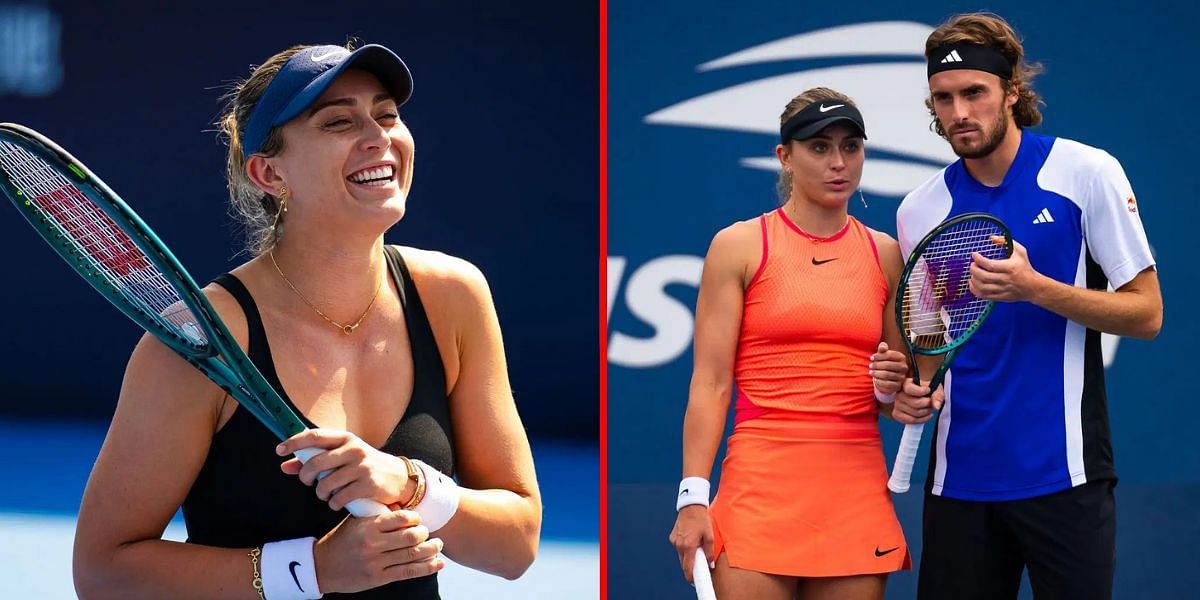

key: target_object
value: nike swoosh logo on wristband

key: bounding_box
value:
[288,561,305,591]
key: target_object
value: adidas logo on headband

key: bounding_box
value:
[927,43,1013,80]
[940,50,964,63]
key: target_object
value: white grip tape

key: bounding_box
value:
[692,547,717,600]
[292,446,389,517]
[888,423,925,493]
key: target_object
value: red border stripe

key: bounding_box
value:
[598,0,609,596]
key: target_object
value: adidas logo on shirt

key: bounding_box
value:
[1032,208,1055,224]
[940,50,963,63]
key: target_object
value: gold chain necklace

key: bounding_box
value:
[269,250,383,335]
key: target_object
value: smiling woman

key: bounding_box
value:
[221,44,416,257]
[70,42,541,600]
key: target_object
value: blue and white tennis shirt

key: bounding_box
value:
[896,131,1155,501]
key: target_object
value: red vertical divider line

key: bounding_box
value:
[598,0,609,597]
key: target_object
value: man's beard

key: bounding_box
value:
[947,107,1010,159]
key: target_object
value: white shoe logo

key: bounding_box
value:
[1032,207,1055,224]
[940,49,963,63]
[818,103,845,112]
[311,49,347,63]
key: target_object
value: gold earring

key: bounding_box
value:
[271,185,289,231]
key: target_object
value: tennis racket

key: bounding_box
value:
[692,547,716,600]
[0,122,388,517]
[887,212,1012,493]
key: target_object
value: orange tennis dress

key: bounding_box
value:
[709,208,910,577]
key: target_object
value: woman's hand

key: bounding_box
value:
[314,510,444,593]
[277,429,416,511]
[870,342,908,395]
[668,506,714,584]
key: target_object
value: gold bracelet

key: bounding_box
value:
[248,546,265,600]
[407,462,427,509]
[398,455,426,510]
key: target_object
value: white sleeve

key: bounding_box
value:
[1084,154,1155,289]
[896,192,926,258]
[896,170,953,260]
[896,206,917,258]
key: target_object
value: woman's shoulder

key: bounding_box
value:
[861,225,903,280]
[391,245,491,301]
[113,278,246,426]
[863,225,900,255]
[709,214,765,253]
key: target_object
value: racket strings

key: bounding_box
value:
[0,141,207,345]
[902,220,1007,350]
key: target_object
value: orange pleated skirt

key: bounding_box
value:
[709,410,911,577]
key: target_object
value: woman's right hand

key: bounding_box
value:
[669,505,714,583]
[314,509,445,594]
[870,342,908,395]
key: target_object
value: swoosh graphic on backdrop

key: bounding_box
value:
[644,22,956,197]
[697,21,938,71]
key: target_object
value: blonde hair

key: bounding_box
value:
[216,41,356,256]
[776,87,858,203]
[924,13,1044,137]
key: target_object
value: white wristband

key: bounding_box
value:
[875,388,896,404]
[261,537,322,600]
[411,459,461,532]
[676,477,710,511]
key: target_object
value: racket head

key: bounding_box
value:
[896,212,1012,359]
[0,124,215,355]
[0,123,305,440]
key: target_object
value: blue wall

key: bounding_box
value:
[607,2,1198,597]
[0,1,598,439]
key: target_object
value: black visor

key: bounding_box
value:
[780,101,867,144]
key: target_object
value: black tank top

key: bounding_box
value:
[182,246,454,599]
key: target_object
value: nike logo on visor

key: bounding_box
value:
[818,104,845,112]
[311,49,346,62]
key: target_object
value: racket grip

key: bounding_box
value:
[888,423,925,494]
[293,446,391,517]
[692,547,717,600]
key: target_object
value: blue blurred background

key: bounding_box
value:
[0,1,597,597]
[608,2,1197,598]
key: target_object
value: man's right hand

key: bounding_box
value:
[890,378,946,424]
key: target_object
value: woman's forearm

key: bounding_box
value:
[682,379,731,479]
[75,539,259,600]
[435,488,541,580]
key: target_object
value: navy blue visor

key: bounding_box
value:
[242,44,413,158]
